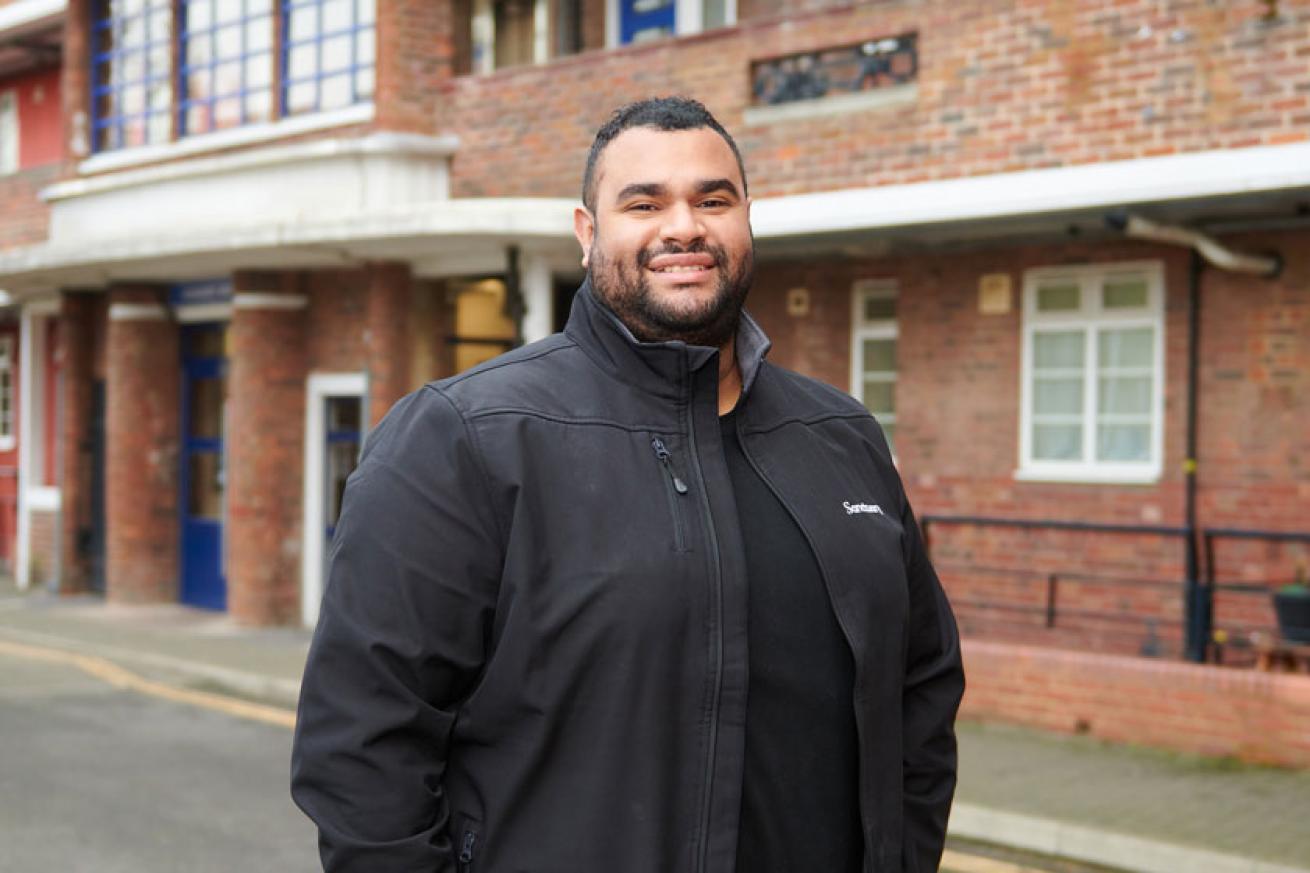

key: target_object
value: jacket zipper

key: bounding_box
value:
[735,419,871,856]
[651,437,689,551]
[457,827,477,872]
[685,418,724,873]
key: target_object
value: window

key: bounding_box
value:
[850,279,898,453]
[449,277,517,372]
[91,0,375,153]
[0,90,17,174]
[610,0,734,46]
[466,0,579,73]
[1020,263,1165,482]
[0,336,13,450]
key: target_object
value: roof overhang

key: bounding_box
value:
[0,0,64,77]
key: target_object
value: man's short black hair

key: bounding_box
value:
[582,96,748,212]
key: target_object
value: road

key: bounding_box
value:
[0,641,1118,873]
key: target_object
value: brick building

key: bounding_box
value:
[0,0,1306,661]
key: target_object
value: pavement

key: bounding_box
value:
[2,583,1309,873]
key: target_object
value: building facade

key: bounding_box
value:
[0,0,1306,659]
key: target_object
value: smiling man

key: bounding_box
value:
[292,97,964,873]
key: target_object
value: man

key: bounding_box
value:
[292,97,963,873]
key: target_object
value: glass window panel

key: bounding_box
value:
[185,328,226,358]
[288,6,318,42]
[148,7,171,41]
[214,60,242,96]
[322,34,352,72]
[121,15,147,49]
[354,65,374,98]
[124,0,145,18]
[354,29,374,65]
[188,377,225,438]
[862,380,895,413]
[327,396,361,431]
[288,43,318,78]
[244,90,272,121]
[1034,377,1082,415]
[1103,277,1148,309]
[213,95,241,126]
[149,42,171,76]
[1033,330,1084,369]
[1099,327,1153,369]
[702,0,726,29]
[185,103,213,134]
[323,0,352,32]
[245,54,271,88]
[862,338,896,372]
[863,296,897,322]
[148,80,172,111]
[122,50,145,82]
[185,67,213,101]
[214,0,243,23]
[147,110,171,142]
[287,80,317,113]
[121,84,146,114]
[97,123,119,151]
[320,73,352,109]
[123,117,147,148]
[1097,424,1150,462]
[356,0,374,24]
[186,34,213,67]
[1036,282,1080,312]
[327,440,359,528]
[1098,375,1152,415]
[246,18,271,52]
[188,0,213,30]
[188,451,224,519]
[1033,424,1082,461]
[216,23,242,59]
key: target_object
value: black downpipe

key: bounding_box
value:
[1183,250,1208,662]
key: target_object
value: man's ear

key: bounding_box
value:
[573,207,595,269]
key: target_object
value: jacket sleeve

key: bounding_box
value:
[899,499,965,873]
[291,386,505,873]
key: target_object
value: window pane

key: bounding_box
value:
[245,54,271,88]
[322,34,352,72]
[1103,276,1148,309]
[702,0,726,29]
[147,110,171,141]
[1033,424,1082,461]
[288,43,318,79]
[216,23,242,59]
[246,18,271,52]
[862,380,894,414]
[1098,375,1151,415]
[355,29,374,65]
[863,295,897,322]
[215,60,242,96]
[288,5,318,42]
[1097,424,1150,462]
[287,80,317,112]
[354,65,374,98]
[188,451,224,519]
[1099,327,1152,368]
[1037,282,1080,312]
[356,0,374,25]
[1034,377,1082,415]
[323,0,353,32]
[188,0,214,31]
[189,377,225,438]
[214,0,243,23]
[862,338,896,372]
[148,80,172,111]
[213,95,241,125]
[244,89,272,122]
[320,73,352,109]
[1033,330,1084,369]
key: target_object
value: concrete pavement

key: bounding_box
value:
[2,585,1308,873]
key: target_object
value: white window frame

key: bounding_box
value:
[605,0,737,48]
[0,89,18,175]
[850,278,899,451]
[1017,261,1166,484]
[16,298,62,591]
[0,335,15,451]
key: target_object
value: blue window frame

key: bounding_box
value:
[281,0,375,116]
[91,0,174,151]
[180,0,275,135]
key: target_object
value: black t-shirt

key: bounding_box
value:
[720,411,863,873]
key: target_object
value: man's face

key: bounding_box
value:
[573,127,754,348]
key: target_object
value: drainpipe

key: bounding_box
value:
[1105,210,1282,662]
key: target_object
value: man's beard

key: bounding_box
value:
[588,238,754,348]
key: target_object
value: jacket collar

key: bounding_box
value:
[564,279,772,402]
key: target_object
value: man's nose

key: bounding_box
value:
[660,202,705,246]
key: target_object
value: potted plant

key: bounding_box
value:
[1274,564,1310,644]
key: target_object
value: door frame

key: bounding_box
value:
[301,372,367,627]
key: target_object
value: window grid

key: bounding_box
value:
[1020,263,1165,482]
[280,0,375,117]
[91,0,175,151]
[179,0,276,135]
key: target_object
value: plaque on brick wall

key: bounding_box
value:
[978,273,1013,314]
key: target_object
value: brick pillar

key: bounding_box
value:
[366,262,412,428]
[226,273,308,625]
[105,285,179,603]
[63,0,92,159]
[57,291,98,593]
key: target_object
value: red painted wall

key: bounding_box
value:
[8,67,63,169]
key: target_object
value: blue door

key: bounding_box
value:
[620,0,675,44]
[323,396,362,546]
[180,324,227,610]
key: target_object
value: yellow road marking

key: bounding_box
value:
[941,848,1052,873]
[0,638,296,729]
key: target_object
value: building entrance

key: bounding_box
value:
[180,323,227,609]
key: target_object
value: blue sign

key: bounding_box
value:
[171,279,233,307]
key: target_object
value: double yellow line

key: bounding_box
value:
[0,637,296,729]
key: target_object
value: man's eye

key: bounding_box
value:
[699,198,730,208]
[626,203,658,212]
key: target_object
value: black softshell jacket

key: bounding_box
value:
[291,283,964,873]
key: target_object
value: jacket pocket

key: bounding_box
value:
[651,436,690,553]
[455,814,480,873]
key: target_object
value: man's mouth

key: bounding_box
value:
[646,253,717,275]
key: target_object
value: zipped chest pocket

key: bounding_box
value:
[651,436,691,553]
[456,816,479,873]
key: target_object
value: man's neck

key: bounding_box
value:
[718,336,742,416]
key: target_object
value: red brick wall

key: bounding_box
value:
[375,0,455,134]
[0,164,57,250]
[962,640,1310,768]
[226,274,308,625]
[306,269,369,372]
[104,286,180,604]
[442,0,1310,198]
[27,508,57,586]
[365,262,413,427]
[58,292,100,593]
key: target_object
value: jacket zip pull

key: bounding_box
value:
[651,438,688,494]
[458,830,477,865]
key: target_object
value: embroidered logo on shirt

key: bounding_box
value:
[843,501,885,516]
